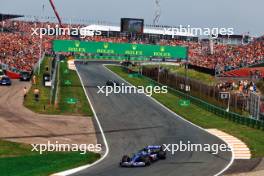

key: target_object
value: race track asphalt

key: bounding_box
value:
[72,61,232,176]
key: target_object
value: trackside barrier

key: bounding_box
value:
[123,67,264,131]
[50,59,59,105]
[33,52,46,74]
[182,91,264,130]
[54,61,60,107]
[76,54,150,61]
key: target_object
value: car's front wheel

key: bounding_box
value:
[121,155,131,162]
[142,156,151,166]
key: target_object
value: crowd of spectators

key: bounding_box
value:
[183,37,264,73]
[0,19,263,74]
[85,33,264,75]
[0,33,40,71]
[84,35,264,75]
[217,80,257,94]
[0,20,72,72]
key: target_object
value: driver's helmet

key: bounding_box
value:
[143,148,150,154]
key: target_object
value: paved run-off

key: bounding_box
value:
[0,80,97,147]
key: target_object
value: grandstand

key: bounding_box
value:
[0,15,263,78]
[0,0,264,173]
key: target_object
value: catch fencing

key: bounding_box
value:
[141,67,264,130]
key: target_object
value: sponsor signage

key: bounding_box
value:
[65,98,78,104]
[53,40,188,59]
[64,69,69,74]
[179,99,190,107]
[64,80,72,86]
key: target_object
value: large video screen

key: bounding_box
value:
[121,18,144,33]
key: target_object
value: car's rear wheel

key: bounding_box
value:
[142,156,151,166]
[157,150,166,159]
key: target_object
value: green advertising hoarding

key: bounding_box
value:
[52,40,188,59]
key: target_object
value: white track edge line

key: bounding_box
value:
[103,64,235,176]
[52,66,109,176]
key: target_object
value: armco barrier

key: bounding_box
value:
[50,59,59,105]
[138,72,264,131]
[76,54,151,61]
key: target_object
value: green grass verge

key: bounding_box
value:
[24,57,57,114]
[0,140,33,158]
[143,64,216,85]
[20,57,97,175]
[57,60,92,116]
[24,57,92,116]
[0,140,100,176]
[106,65,264,158]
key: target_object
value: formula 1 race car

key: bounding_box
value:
[120,145,166,167]
[106,80,120,87]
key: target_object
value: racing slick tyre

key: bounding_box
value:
[120,155,131,167]
[142,156,151,166]
[157,150,166,160]
[121,155,131,162]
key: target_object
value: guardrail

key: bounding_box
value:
[125,68,264,131]
[50,57,59,105]
[54,61,60,107]
[76,55,150,61]
[33,52,46,74]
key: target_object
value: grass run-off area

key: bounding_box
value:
[24,56,92,116]
[0,140,100,176]
[7,56,97,176]
[57,60,92,115]
[106,65,264,158]
[143,64,217,85]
